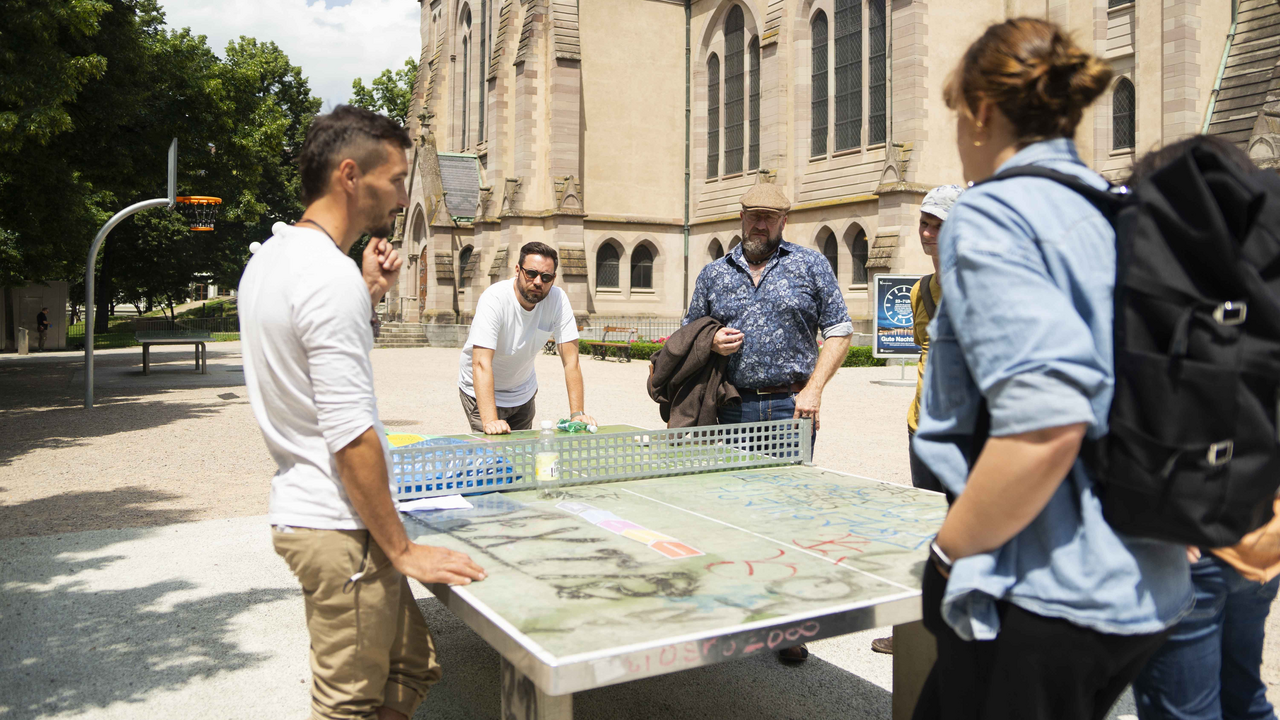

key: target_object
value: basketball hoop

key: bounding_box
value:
[174,196,222,231]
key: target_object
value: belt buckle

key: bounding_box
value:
[1206,441,1234,467]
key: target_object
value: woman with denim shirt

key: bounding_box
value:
[911,18,1193,720]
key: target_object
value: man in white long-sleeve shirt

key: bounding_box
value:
[239,105,485,720]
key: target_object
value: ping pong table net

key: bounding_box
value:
[390,419,814,501]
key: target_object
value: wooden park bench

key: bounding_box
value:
[136,329,212,375]
[586,326,637,363]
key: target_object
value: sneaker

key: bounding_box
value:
[871,636,893,654]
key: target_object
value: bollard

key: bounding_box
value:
[17,328,29,355]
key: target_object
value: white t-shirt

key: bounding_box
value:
[457,278,579,407]
[238,225,391,530]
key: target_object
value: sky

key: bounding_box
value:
[160,0,422,108]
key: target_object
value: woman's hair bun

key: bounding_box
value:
[944,18,1113,141]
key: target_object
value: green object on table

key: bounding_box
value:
[556,418,598,434]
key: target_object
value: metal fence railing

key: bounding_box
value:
[579,316,683,342]
[66,316,241,346]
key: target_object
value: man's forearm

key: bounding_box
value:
[935,423,1087,560]
[472,360,500,424]
[807,334,851,392]
[565,363,585,414]
[334,426,411,560]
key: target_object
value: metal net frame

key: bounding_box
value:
[174,196,222,231]
[390,419,814,500]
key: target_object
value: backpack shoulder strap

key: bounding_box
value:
[918,273,937,319]
[974,165,1128,218]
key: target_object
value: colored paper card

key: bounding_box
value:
[597,519,644,535]
[622,528,674,544]
[581,509,621,525]
[556,501,595,515]
[386,433,426,447]
[650,540,704,559]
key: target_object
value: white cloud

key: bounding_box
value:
[160,0,421,108]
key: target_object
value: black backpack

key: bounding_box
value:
[977,146,1280,548]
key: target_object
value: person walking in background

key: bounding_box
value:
[1122,134,1280,720]
[36,306,49,351]
[911,19,1192,719]
[456,241,597,435]
[239,105,485,720]
[872,183,962,656]
[683,181,853,664]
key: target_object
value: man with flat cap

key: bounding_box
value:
[683,182,853,663]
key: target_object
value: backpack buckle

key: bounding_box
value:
[1213,301,1247,326]
[1206,441,1234,467]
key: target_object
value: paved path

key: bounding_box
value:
[0,343,1261,719]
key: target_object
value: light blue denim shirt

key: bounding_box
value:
[913,138,1192,641]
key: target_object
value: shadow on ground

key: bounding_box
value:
[0,487,198,540]
[0,527,293,718]
[0,394,227,469]
[415,598,892,720]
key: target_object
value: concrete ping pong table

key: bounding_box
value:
[390,420,947,720]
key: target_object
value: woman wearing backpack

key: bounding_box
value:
[911,18,1193,720]
[1122,135,1280,720]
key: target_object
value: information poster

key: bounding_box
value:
[873,274,924,358]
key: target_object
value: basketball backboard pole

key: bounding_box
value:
[84,139,178,409]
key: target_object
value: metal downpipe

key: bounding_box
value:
[683,0,692,312]
[84,197,171,408]
[1202,2,1239,135]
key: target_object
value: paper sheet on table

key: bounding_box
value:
[398,495,473,512]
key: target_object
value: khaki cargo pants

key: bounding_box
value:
[273,527,442,720]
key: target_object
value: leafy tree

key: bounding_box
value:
[350,57,417,125]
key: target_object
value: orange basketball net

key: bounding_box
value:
[174,196,222,231]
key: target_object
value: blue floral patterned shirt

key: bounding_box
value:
[683,240,852,389]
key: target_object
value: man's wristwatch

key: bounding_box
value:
[570,411,585,420]
[929,540,954,576]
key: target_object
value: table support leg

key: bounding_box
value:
[892,620,937,720]
[501,657,572,720]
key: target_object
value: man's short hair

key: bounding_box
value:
[518,242,559,271]
[298,105,412,204]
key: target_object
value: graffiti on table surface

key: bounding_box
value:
[706,548,799,579]
[613,618,824,677]
[558,500,704,560]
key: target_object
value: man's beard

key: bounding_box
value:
[518,281,546,305]
[367,219,396,239]
[742,232,781,261]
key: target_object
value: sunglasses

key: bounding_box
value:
[519,266,556,284]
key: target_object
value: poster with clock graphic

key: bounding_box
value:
[873,274,924,358]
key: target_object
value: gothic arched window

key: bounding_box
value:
[724,6,745,175]
[834,0,861,151]
[850,229,868,284]
[708,54,720,178]
[868,0,887,144]
[822,231,838,275]
[709,239,724,261]
[749,36,761,170]
[597,243,620,288]
[811,11,829,157]
[1114,78,1135,151]
[631,245,654,289]
[478,0,488,143]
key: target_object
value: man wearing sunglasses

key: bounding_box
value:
[458,241,597,433]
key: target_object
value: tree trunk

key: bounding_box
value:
[94,242,114,334]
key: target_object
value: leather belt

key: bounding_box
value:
[740,382,805,395]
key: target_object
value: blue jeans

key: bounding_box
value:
[717,392,817,452]
[1133,555,1280,720]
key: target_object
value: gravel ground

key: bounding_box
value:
[0,341,1276,716]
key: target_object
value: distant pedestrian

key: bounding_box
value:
[872,183,962,656]
[911,19,1192,720]
[683,181,853,664]
[239,105,485,720]
[1123,134,1280,720]
[36,307,49,351]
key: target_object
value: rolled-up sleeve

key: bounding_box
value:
[295,272,377,454]
[814,256,852,337]
[941,201,1109,437]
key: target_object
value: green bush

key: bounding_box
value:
[576,339,664,361]
[842,345,886,367]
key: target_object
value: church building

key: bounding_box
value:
[387,0,1260,331]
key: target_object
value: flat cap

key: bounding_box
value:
[740,183,791,212]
